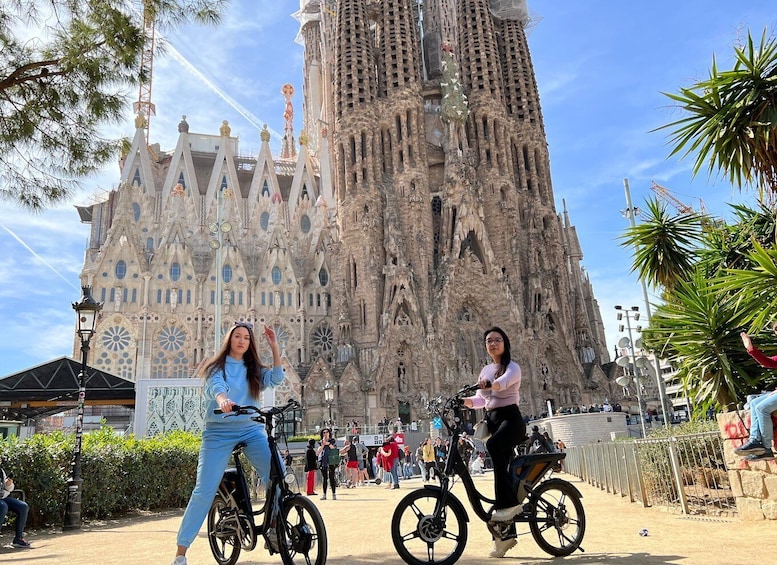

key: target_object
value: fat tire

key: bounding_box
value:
[278,495,328,565]
[391,488,468,565]
[528,479,586,557]
[207,491,242,565]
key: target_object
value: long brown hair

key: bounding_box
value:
[198,323,267,398]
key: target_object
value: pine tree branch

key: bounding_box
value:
[0,58,62,91]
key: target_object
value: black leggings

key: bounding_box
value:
[320,464,337,494]
[485,404,526,510]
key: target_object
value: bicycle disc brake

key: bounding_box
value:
[286,522,314,553]
[415,513,446,543]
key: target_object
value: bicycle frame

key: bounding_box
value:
[217,445,259,550]
[216,431,288,543]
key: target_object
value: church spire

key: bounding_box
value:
[280,83,297,159]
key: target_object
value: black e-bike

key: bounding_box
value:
[391,385,585,565]
[208,400,327,565]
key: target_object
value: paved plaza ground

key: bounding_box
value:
[0,472,769,564]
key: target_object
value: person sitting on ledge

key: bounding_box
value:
[736,330,777,462]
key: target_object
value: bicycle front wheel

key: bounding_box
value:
[528,479,586,557]
[207,491,242,565]
[278,495,328,565]
[391,488,468,565]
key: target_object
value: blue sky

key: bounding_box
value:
[1,0,776,376]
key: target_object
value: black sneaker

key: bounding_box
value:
[264,527,280,553]
[734,439,766,456]
[745,449,775,462]
[12,538,31,549]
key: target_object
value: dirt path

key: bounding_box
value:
[0,473,769,564]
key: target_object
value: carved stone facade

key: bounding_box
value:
[77,1,610,432]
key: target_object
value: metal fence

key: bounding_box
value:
[564,432,736,517]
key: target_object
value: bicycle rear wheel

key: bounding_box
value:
[278,495,328,565]
[207,491,242,565]
[528,479,585,557]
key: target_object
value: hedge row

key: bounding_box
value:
[0,426,200,528]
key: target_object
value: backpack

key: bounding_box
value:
[327,446,341,466]
[530,438,548,454]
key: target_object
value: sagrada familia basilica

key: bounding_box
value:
[75,0,611,434]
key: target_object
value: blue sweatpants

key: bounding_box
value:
[176,424,273,548]
[748,390,777,449]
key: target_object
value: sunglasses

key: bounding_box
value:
[234,321,254,330]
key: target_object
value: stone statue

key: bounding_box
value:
[178,115,189,133]
[220,120,231,137]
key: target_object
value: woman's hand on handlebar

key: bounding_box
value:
[479,378,500,391]
[216,393,235,414]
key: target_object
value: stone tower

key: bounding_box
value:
[294,0,609,422]
[76,0,610,434]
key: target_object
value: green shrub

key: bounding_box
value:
[636,420,724,506]
[0,427,200,528]
[645,419,718,438]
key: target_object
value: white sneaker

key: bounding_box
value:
[171,556,187,565]
[489,537,517,558]
[320,494,327,500]
[490,504,522,522]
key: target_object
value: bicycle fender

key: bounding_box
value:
[537,478,583,499]
[418,484,470,522]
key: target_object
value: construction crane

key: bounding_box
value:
[132,0,156,147]
[650,181,708,216]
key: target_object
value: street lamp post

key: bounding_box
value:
[64,286,103,530]
[324,380,334,424]
[622,179,672,428]
[615,305,648,438]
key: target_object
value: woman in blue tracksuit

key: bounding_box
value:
[171,321,284,565]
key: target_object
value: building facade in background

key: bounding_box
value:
[76,0,612,433]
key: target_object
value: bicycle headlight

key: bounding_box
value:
[284,471,296,485]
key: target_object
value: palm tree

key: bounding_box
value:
[714,240,777,335]
[658,29,777,197]
[632,29,777,412]
[630,202,777,410]
[642,272,760,409]
[696,202,777,276]
[619,197,704,293]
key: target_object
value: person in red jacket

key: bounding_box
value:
[736,331,777,462]
[379,435,400,489]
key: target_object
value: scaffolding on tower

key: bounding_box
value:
[133,0,157,148]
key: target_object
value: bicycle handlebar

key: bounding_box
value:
[214,398,301,417]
